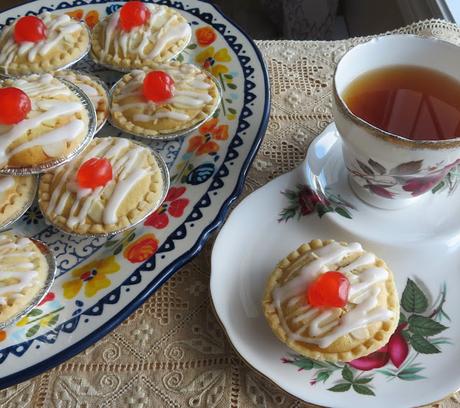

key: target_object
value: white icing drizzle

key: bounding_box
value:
[113,64,214,122]
[58,73,104,106]
[0,76,85,167]
[272,242,394,348]
[102,4,191,60]
[0,13,84,75]
[0,176,14,193]
[45,138,156,227]
[0,235,41,305]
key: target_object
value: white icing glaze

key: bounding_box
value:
[0,13,84,75]
[46,138,157,228]
[0,234,41,304]
[0,76,86,167]
[113,64,214,121]
[102,4,191,60]
[272,242,394,348]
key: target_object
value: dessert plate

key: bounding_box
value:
[211,124,460,407]
[0,0,269,387]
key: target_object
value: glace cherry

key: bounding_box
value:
[119,1,151,31]
[307,271,350,308]
[14,16,47,43]
[77,158,113,189]
[0,87,32,125]
[143,70,175,103]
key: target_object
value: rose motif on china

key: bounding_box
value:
[123,234,159,263]
[196,26,217,47]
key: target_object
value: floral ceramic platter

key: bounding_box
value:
[211,124,460,407]
[0,0,269,387]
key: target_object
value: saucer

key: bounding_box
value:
[303,123,460,245]
[211,124,460,408]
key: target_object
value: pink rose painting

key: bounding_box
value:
[281,279,450,396]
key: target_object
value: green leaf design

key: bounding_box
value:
[328,383,351,392]
[187,43,197,49]
[401,330,411,342]
[410,334,440,354]
[398,365,424,375]
[354,377,373,384]
[432,180,445,194]
[224,74,233,79]
[397,373,426,381]
[228,108,237,114]
[399,312,407,325]
[225,98,232,103]
[401,279,428,313]
[335,207,352,219]
[26,324,40,338]
[377,369,397,377]
[391,160,423,175]
[113,245,123,256]
[28,309,43,317]
[316,371,331,383]
[175,54,184,62]
[368,159,386,175]
[342,366,354,382]
[47,314,59,327]
[128,232,136,242]
[292,357,314,371]
[227,83,237,90]
[316,203,333,218]
[104,240,118,248]
[408,315,448,336]
[352,384,375,396]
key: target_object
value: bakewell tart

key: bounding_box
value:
[38,136,169,235]
[91,2,191,71]
[110,63,220,137]
[0,12,90,76]
[0,175,37,229]
[56,70,109,132]
[263,239,399,362]
[0,73,92,172]
[0,232,51,325]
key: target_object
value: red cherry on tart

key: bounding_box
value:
[77,158,113,189]
[0,87,32,125]
[143,70,175,103]
[13,16,47,43]
[119,1,151,31]
[307,271,350,308]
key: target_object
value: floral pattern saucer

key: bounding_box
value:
[211,124,460,407]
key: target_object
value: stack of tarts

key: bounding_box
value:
[0,0,223,328]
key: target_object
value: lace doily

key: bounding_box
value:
[2,19,460,408]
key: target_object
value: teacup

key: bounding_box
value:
[332,34,460,210]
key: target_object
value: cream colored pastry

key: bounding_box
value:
[0,73,90,170]
[56,70,109,131]
[110,63,220,137]
[0,175,36,227]
[91,3,191,70]
[0,12,89,76]
[39,136,167,235]
[263,239,399,362]
[0,232,49,324]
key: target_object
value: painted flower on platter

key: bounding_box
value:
[123,234,159,263]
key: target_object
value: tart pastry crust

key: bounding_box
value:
[110,63,220,138]
[263,239,399,362]
[91,4,191,70]
[0,175,36,227]
[0,12,90,76]
[39,136,167,235]
[56,70,109,131]
[0,232,48,324]
[0,74,90,170]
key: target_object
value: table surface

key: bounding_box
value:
[0,4,460,406]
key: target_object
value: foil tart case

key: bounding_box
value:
[0,175,38,231]
[0,77,97,176]
[0,237,57,330]
[108,69,222,141]
[55,69,110,134]
[39,137,171,238]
